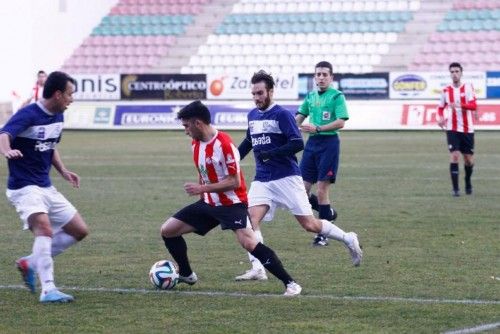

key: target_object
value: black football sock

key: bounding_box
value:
[464,164,474,190]
[162,236,192,277]
[319,204,333,221]
[308,193,319,211]
[251,243,294,286]
[450,163,459,191]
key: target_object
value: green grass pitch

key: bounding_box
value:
[0,130,498,333]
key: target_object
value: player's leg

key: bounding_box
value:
[234,227,301,296]
[160,201,217,285]
[315,135,339,222]
[447,131,461,196]
[235,180,272,280]
[235,204,270,280]
[462,133,475,195]
[28,213,73,302]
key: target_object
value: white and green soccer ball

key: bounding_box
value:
[149,260,179,290]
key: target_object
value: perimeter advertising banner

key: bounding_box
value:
[486,71,500,98]
[299,73,389,99]
[72,74,120,100]
[389,71,486,99]
[206,74,298,100]
[120,74,207,100]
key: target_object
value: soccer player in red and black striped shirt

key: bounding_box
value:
[437,62,478,196]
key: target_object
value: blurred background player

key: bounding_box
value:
[235,70,362,281]
[296,61,349,246]
[20,70,47,108]
[160,100,302,296]
[0,71,89,303]
[437,62,478,197]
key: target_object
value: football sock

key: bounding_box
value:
[33,236,56,294]
[248,230,265,270]
[450,163,459,191]
[162,236,192,277]
[51,231,77,257]
[250,243,293,286]
[308,194,319,211]
[319,204,333,221]
[320,219,346,242]
[464,164,474,189]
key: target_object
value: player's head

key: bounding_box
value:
[37,70,47,86]
[251,70,274,110]
[449,62,463,84]
[314,61,333,92]
[42,71,76,113]
[177,100,211,140]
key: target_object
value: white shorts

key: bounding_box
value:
[6,185,77,232]
[248,175,313,221]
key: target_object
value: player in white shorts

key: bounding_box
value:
[235,70,363,281]
[0,71,88,303]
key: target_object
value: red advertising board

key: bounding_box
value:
[401,104,500,128]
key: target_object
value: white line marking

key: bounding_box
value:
[442,321,500,334]
[1,285,499,305]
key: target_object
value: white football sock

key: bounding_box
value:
[249,229,265,271]
[320,219,346,242]
[24,232,78,270]
[51,231,77,257]
[33,236,56,294]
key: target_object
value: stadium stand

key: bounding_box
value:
[409,1,500,70]
[60,0,500,75]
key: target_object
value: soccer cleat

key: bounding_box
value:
[331,208,338,221]
[39,289,74,303]
[178,272,198,285]
[283,282,302,296]
[452,190,460,197]
[234,268,268,281]
[15,257,36,293]
[344,232,363,267]
[465,187,473,195]
[312,234,329,247]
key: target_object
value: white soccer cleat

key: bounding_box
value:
[178,272,198,285]
[344,232,363,267]
[284,282,302,296]
[234,268,268,281]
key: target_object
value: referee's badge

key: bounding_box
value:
[322,111,331,120]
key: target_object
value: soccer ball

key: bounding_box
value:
[149,260,179,290]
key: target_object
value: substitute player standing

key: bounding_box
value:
[437,62,478,196]
[234,70,362,281]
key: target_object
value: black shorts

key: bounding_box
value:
[446,131,474,155]
[173,200,248,236]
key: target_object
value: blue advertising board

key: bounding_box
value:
[486,71,500,98]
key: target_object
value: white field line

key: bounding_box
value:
[0,284,499,305]
[442,321,500,334]
[81,176,500,181]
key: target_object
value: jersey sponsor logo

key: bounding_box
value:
[251,133,272,146]
[198,164,209,181]
[34,140,57,152]
[205,157,213,165]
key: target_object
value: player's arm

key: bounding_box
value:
[185,173,240,196]
[237,129,253,160]
[52,149,80,188]
[0,132,23,159]
[436,90,447,129]
[257,139,304,162]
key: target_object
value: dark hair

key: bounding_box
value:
[177,100,211,124]
[37,70,46,75]
[251,70,275,90]
[449,62,463,71]
[315,61,333,75]
[43,71,75,99]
